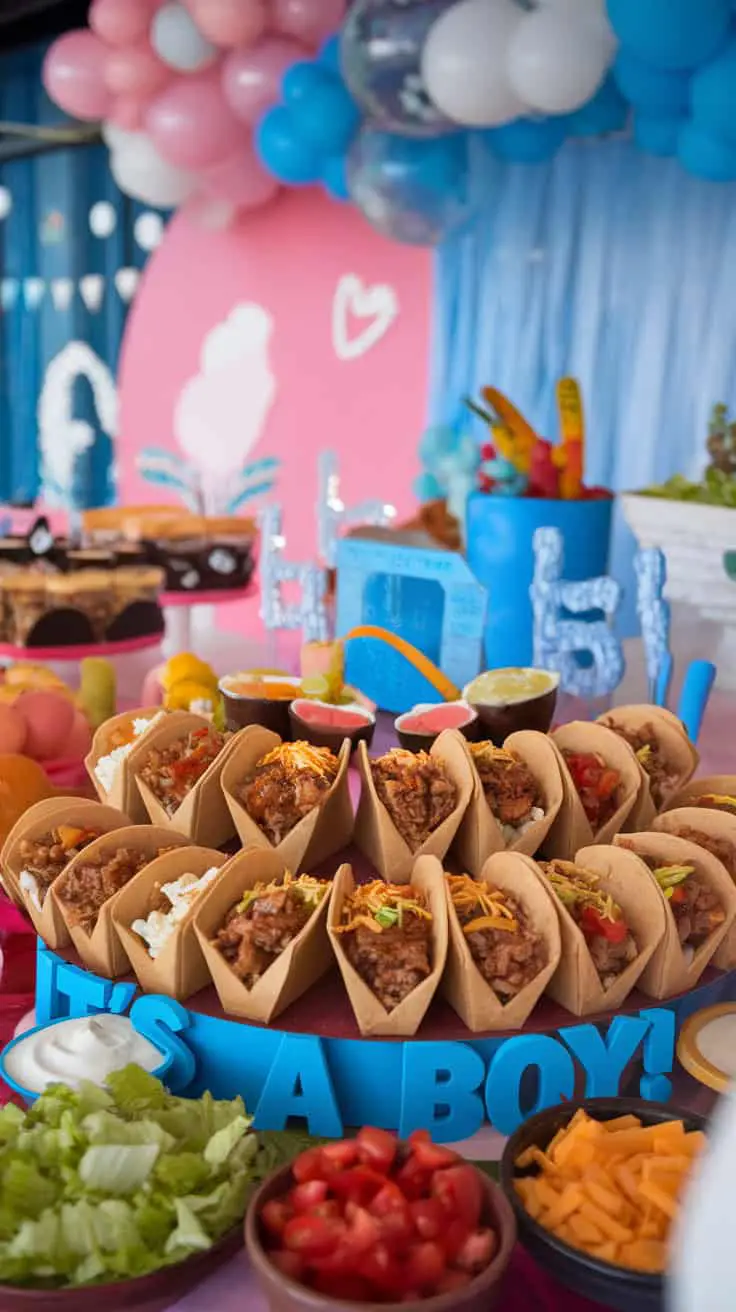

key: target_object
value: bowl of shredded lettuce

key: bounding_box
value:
[0,1064,294,1310]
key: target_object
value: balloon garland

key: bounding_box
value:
[42,0,736,246]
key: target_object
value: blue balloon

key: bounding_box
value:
[634,111,683,157]
[613,51,691,114]
[566,77,628,136]
[319,34,342,75]
[347,128,474,246]
[282,61,331,106]
[256,107,321,186]
[607,0,731,71]
[340,0,455,137]
[322,154,350,201]
[488,117,566,165]
[691,37,736,147]
[295,80,361,154]
[678,121,736,180]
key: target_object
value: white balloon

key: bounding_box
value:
[535,0,618,59]
[507,10,610,115]
[110,136,198,208]
[151,2,217,73]
[421,0,526,128]
[102,121,134,151]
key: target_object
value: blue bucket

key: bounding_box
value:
[465,493,613,669]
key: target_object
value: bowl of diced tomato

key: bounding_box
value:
[245,1127,516,1310]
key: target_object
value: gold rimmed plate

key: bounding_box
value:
[677,1003,736,1093]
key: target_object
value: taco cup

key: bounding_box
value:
[354,730,473,882]
[112,845,227,1000]
[596,704,698,823]
[652,806,736,970]
[328,857,448,1037]
[613,830,736,996]
[192,849,334,1023]
[52,824,190,977]
[221,729,353,871]
[442,855,561,1032]
[536,846,667,1016]
[131,710,236,847]
[85,706,165,822]
[453,730,564,876]
[545,722,640,858]
[662,775,736,817]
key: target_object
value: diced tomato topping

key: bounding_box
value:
[357,1241,406,1296]
[356,1125,397,1174]
[579,903,629,944]
[346,1204,381,1254]
[291,1147,328,1184]
[290,1180,328,1212]
[368,1182,413,1247]
[431,1164,484,1230]
[330,1165,386,1206]
[269,1250,304,1281]
[282,1213,344,1257]
[455,1227,498,1273]
[442,1217,473,1262]
[410,1197,445,1240]
[395,1155,432,1201]
[260,1198,293,1237]
[321,1139,360,1170]
[408,1134,460,1171]
[405,1240,446,1291]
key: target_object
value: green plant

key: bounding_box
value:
[641,404,736,506]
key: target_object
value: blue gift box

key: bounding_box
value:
[466,493,613,669]
[335,529,487,714]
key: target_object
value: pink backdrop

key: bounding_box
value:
[117,190,432,567]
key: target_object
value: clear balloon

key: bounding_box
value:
[42,30,111,121]
[105,44,171,96]
[110,133,199,205]
[221,37,306,124]
[188,0,267,49]
[151,3,218,71]
[201,144,280,208]
[146,72,245,169]
[420,0,525,128]
[272,0,346,47]
[341,0,455,137]
[507,9,610,115]
[347,127,475,245]
[89,0,153,48]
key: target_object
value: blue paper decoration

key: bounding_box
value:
[485,1035,576,1137]
[255,1035,343,1137]
[259,502,329,642]
[531,525,625,699]
[635,548,671,700]
[639,1008,676,1101]
[400,1042,486,1142]
[129,995,197,1092]
[559,1018,648,1098]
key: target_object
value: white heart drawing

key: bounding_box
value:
[332,273,399,362]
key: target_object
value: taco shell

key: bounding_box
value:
[613,830,736,996]
[112,845,228,1001]
[130,711,237,847]
[85,707,163,822]
[662,775,736,816]
[544,722,641,858]
[596,704,698,825]
[354,730,473,882]
[328,856,448,1037]
[442,852,561,1032]
[652,807,736,971]
[452,731,564,877]
[192,848,335,1023]
[538,844,667,1017]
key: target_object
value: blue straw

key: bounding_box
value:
[677,660,716,743]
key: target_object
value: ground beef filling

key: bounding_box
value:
[671,826,736,879]
[18,827,102,903]
[370,749,457,852]
[214,877,328,987]
[459,897,546,999]
[58,847,164,934]
[693,795,736,816]
[470,744,540,828]
[344,915,432,1011]
[602,719,675,809]
[138,726,226,817]
[239,743,339,846]
[636,852,724,947]
[540,859,637,989]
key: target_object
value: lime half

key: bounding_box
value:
[464,667,559,707]
[300,674,332,700]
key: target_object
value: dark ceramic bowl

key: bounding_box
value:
[463,682,558,746]
[394,702,479,753]
[219,674,301,738]
[289,698,375,755]
[245,1160,516,1312]
[501,1097,707,1312]
[0,1225,242,1312]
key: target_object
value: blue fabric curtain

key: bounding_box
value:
[430,137,736,633]
[0,42,163,508]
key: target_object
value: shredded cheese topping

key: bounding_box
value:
[541,859,621,923]
[447,873,519,934]
[236,870,329,914]
[700,793,736,807]
[636,744,652,766]
[256,741,339,781]
[334,880,432,935]
[469,743,517,770]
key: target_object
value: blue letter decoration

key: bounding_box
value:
[485,1035,576,1135]
[317,450,395,568]
[635,548,672,704]
[531,526,625,698]
[400,1042,486,1142]
[255,1035,343,1137]
[259,502,330,643]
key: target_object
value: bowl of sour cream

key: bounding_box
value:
[0,1013,168,1104]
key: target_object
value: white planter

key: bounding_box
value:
[621,493,736,686]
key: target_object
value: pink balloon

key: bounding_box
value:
[271,0,345,46]
[108,94,149,129]
[189,0,266,49]
[90,0,153,48]
[146,72,245,169]
[201,144,279,207]
[221,36,305,124]
[106,44,171,96]
[42,30,112,120]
